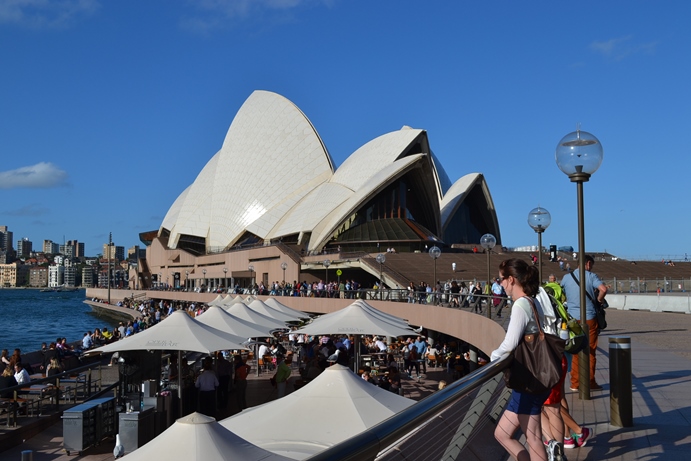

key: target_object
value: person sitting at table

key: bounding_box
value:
[14,363,30,385]
[374,337,387,353]
[0,366,18,398]
[386,353,397,370]
[388,366,402,394]
[46,357,63,379]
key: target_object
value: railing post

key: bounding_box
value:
[609,336,633,427]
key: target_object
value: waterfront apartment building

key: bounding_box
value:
[0,263,18,287]
[64,259,76,287]
[82,266,94,288]
[67,240,85,259]
[29,266,49,287]
[17,237,32,258]
[48,264,65,288]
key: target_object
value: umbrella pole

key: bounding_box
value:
[178,351,183,418]
[255,341,259,377]
[353,334,361,374]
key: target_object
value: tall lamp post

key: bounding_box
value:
[428,246,441,305]
[556,128,603,401]
[185,270,189,291]
[528,207,552,283]
[202,269,207,292]
[323,260,331,298]
[376,253,386,300]
[248,264,254,290]
[480,234,496,319]
[158,272,162,290]
[223,267,228,293]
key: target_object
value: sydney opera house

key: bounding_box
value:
[139,91,500,290]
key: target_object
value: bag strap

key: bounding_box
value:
[569,271,598,306]
[523,297,545,339]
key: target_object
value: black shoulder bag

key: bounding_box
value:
[569,271,607,331]
[504,297,565,394]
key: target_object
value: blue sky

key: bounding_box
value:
[1,0,689,261]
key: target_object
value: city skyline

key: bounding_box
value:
[1,1,690,260]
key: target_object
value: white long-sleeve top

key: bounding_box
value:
[490,296,546,362]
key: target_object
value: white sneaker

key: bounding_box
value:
[547,440,566,461]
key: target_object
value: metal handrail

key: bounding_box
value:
[306,355,511,461]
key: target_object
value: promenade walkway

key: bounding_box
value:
[2,308,690,460]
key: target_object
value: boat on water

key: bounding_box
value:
[40,287,81,292]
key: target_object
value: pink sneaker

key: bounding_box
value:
[576,427,591,447]
[563,437,576,449]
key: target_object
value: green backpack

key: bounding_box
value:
[543,282,586,354]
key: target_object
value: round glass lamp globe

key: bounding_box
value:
[555,130,603,177]
[480,234,496,250]
[376,253,386,264]
[528,207,551,232]
[428,246,441,260]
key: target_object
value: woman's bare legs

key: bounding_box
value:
[495,410,547,461]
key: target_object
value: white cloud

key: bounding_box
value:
[0,162,69,189]
[590,35,659,61]
[182,0,335,32]
[0,0,99,28]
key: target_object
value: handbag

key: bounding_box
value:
[569,272,607,331]
[504,297,566,394]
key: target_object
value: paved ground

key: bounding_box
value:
[2,307,690,460]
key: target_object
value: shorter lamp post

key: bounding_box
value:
[185,270,189,291]
[248,264,254,289]
[158,272,162,290]
[480,234,496,319]
[376,253,386,300]
[202,269,207,291]
[528,207,551,283]
[223,267,228,292]
[429,246,441,305]
[323,260,331,297]
[281,262,288,282]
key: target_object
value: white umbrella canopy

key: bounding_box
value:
[220,364,415,460]
[225,302,287,331]
[208,294,226,307]
[350,299,410,327]
[124,412,292,461]
[248,299,302,323]
[292,301,414,338]
[224,295,249,306]
[196,305,275,338]
[263,298,311,319]
[89,310,250,355]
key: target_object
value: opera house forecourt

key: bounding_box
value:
[139,90,500,289]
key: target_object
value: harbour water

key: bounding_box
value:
[0,288,119,353]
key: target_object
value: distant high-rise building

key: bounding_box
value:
[81,266,94,288]
[67,240,85,259]
[17,238,32,258]
[103,243,125,261]
[0,226,14,264]
[59,244,74,259]
[127,245,142,261]
[43,240,60,254]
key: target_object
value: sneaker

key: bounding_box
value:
[547,440,565,461]
[569,386,579,391]
[590,382,603,391]
[576,427,591,447]
[563,437,575,449]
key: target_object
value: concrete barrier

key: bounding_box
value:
[607,294,691,314]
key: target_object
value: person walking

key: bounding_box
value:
[560,254,607,391]
[233,355,251,410]
[491,258,553,461]
[273,353,291,398]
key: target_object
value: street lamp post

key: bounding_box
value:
[480,234,496,319]
[528,207,552,283]
[281,262,288,283]
[185,270,189,291]
[376,253,386,300]
[323,260,331,297]
[158,272,162,290]
[202,269,207,292]
[428,246,441,305]
[248,264,254,291]
[556,128,603,401]
[223,267,228,293]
